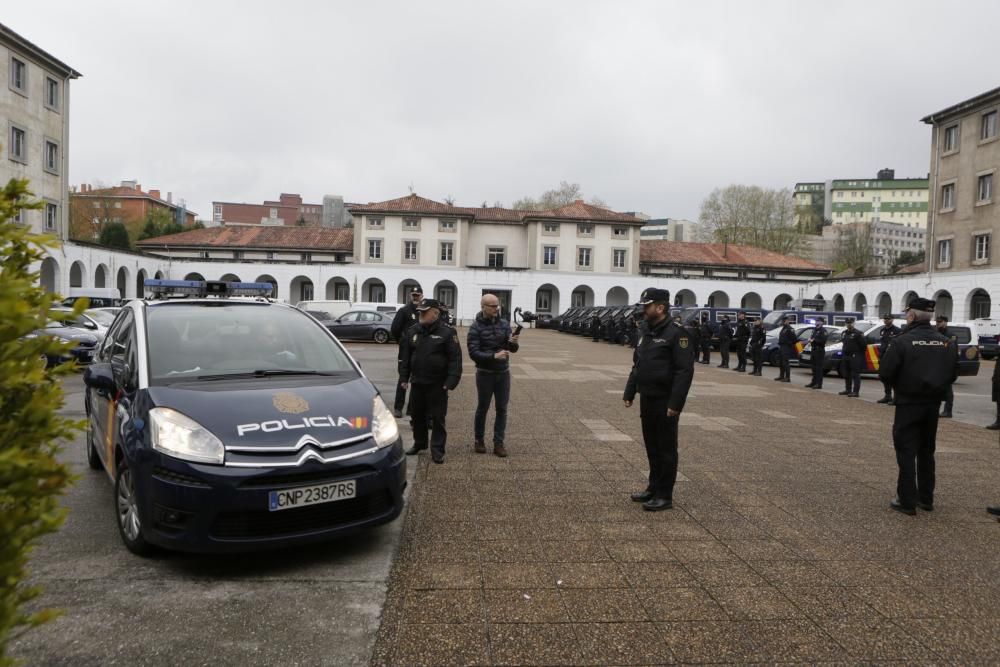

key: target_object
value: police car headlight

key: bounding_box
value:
[149,407,225,465]
[371,396,399,448]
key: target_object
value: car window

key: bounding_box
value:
[85,309,116,326]
[797,328,813,341]
[304,310,331,320]
[865,325,883,342]
[100,309,132,361]
[145,304,359,382]
[358,312,376,322]
[338,312,359,322]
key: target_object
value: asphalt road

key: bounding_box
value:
[10,342,413,667]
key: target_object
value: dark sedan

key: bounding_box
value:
[27,320,100,367]
[322,310,394,344]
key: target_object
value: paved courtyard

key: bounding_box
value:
[372,328,1000,666]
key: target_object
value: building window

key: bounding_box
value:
[266,251,275,260]
[269,208,278,218]
[301,282,314,301]
[199,251,210,259]
[367,217,383,229]
[975,234,991,262]
[577,223,593,237]
[44,76,59,111]
[943,124,959,152]
[45,202,57,230]
[487,247,505,268]
[437,287,455,308]
[981,110,998,141]
[941,183,955,210]
[403,217,420,230]
[536,289,552,312]
[978,174,993,203]
[403,240,419,262]
[213,204,222,221]
[542,222,559,234]
[301,252,312,263]
[577,247,592,268]
[439,241,454,263]
[572,290,587,307]
[9,125,26,163]
[438,218,456,232]
[612,248,627,269]
[368,239,382,261]
[44,139,59,174]
[612,226,629,238]
[233,251,243,260]
[542,245,557,266]
[9,56,26,94]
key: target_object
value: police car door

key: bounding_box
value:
[91,309,137,471]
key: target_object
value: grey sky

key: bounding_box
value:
[8,1,1000,221]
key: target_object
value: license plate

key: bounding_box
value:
[268,480,356,511]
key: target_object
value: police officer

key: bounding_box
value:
[878,297,959,515]
[591,311,602,342]
[399,299,463,464]
[717,315,733,368]
[839,319,865,397]
[806,318,827,389]
[623,288,695,511]
[698,315,712,365]
[749,318,766,376]
[877,314,902,404]
[775,316,795,382]
[733,312,750,373]
[391,287,423,417]
[935,316,955,418]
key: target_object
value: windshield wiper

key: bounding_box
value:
[196,369,341,381]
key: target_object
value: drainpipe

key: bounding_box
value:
[926,122,941,295]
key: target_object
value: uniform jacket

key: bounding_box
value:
[810,326,828,351]
[467,312,519,372]
[718,321,733,341]
[698,322,712,343]
[399,318,463,389]
[878,320,959,404]
[778,324,797,349]
[841,328,866,357]
[734,320,750,343]
[391,303,419,341]
[879,324,901,352]
[750,325,766,349]
[993,357,1000,403]
[623,317,695,412]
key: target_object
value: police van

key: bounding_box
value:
[761,309,862,331]
[82,279,406,555]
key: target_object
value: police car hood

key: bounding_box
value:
[147,377,379,446]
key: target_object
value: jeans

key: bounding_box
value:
[474,370,511,445]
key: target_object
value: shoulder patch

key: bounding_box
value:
[679,337,689,349]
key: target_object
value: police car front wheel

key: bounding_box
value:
[115,462,154,556]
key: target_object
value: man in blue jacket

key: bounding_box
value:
[467,293,519,457]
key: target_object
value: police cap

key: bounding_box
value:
[906,297,936,312]
[637,288,669,305]
[415,298,442,311]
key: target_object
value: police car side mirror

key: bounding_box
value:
[84,362,115,393]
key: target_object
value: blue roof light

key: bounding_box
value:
[143,279,273,299]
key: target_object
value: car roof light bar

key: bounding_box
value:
[143,279,273,299]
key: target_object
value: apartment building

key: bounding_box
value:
[70,180,196,241]
[212,193,324,226]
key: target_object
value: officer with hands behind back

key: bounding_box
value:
[839,319,865,397]
[776,316,796,382]
[733,312,750,373]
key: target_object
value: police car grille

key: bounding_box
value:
[152,466,211,488]
[238,465,373,489]
[210,491,395,539]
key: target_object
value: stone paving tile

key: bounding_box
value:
[372,331,1000,665]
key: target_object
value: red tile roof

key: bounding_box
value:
[640,240,830,272]
[348,194,642,224]
[74,186,198,216]
[137,225,353,251]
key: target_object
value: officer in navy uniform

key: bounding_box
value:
[839,319,865,397]
[623,288,695,511]
[749,318,766,376]
[878,297,959,515]
[698,315,712,365]
[399,299,463,464]
[877,314,902,404]
[805,317,828,389]
[776,316,796,382]
[717,315,733,368]
[935,315,955,418]
[733,312,750,372]
[391,287,423,417]
[591,311,602,342]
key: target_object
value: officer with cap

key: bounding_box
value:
[749,318,766,375]
[717,315,733,368]
[391,287,423,417]
[839,318,865,397]
[776,316,796,382]
[733,312,750,372]
[935,315,955,418]
[623,288,695,511]
[698,314,712,365]
[591,311,602,342]
[805,317,827,389]
[877,314,902,404]
[878,297,959,515]
[399,298,463,464]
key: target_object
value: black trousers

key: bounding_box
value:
[410,383,449,456]
[942,385,954,413]
[639,394,679,500]
[751,347,763,373]
[735,341,747,370]
[893,402,939,508]
[841,356,862,393]
[700,340,711,364]
[394,344,408,413]
[811,349,825,387]
[719,339,731,367]
[779,346,792,379]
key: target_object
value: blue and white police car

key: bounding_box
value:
[83,279,406,555]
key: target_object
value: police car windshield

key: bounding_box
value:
[146,304,359,383]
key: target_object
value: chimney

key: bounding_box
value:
[167,192,172,203]
[135,183,142,192]
[149,189,160,200]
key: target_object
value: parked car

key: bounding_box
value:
[62,287,122,309]
[324,309,394,343]
[26,319,100,367]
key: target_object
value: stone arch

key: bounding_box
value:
[740,292,762,309]
[325,276,350,300]
[361,278,386,303]
[255,274,278,300]
[397,278,423,303]
[40,257,60,294]
[876,292,892,317]
[570,284,594,307]
[813,293,825,301]
[116,266,130,299]
[219,273,241,282]
[674,289,697,307]
[606,286,630,306]
[933,289,953,320]
[707,290,729,308]
[69,260,86,288]
[967,288,991,319]
[135,269,148,299]
[184,272,205,281]
[773,293,793,309]
[290,275,315,304]
[154,270,164,280]
[900,290,918,312]
[833,293,845,312]
[95,263,109,288]
[853,292,867,313]
[433,280,457,311]
[536,283,559,314]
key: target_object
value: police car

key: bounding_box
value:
[82,279,406,555]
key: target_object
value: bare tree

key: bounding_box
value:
[698,185,805,255]
[832,222,875,274]
[512,181,607,211]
